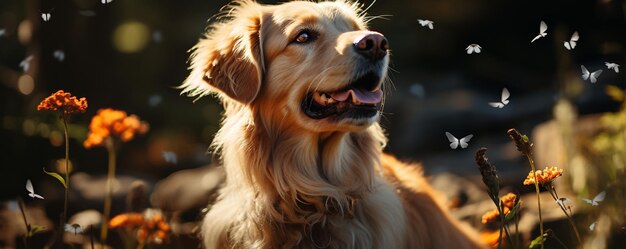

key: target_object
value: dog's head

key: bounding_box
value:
[182,0,389,132]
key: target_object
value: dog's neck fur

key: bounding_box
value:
[202,103,407,249]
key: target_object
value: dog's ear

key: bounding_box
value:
[182,1,265,104]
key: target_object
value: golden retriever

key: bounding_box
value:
[181,1,487,248]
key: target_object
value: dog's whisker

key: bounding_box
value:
[309,66,340,92]
[361,0,377,15]
[387,65,399,74]
[363,14,392,24]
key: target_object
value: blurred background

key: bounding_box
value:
[0,0,625,248]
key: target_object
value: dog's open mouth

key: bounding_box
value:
[302,72,383,120]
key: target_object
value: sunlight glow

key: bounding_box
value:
[113,21,150,53]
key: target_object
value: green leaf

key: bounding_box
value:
[528,231,549,249]
[28,225,46,237]
[43,168,67,189]
[504,198,521,223]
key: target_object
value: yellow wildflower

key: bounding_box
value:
[481,193,517,224]
[84,108,149,148]
[37,90,88,115]
[109,209,170,244]
[523,166,563,185]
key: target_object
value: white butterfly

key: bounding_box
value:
[0,29,6,37]
[41,13,51,22]
[162,150,178,164]
[555,197,572,209]
[488,88,510,108]
[64,223,84,235]
[465,44,482,54]
[582,191,606,206]
[445,132,473,149]
[26,179,44,199]
[589,221,598,231]
[417,19,434,30]
[581,65,602,83]
[19,55,33,72]
[53,50,65,62]
[605,62,620,73]
[530,21,547,43]
[564,31,579,50]
[101,0,113,4]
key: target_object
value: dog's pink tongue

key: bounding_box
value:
[330,88,383,104]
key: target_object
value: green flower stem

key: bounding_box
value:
[549,232,569,249]
[62,117,69,228]
[101,138,117,243]
[526,156,545,249]
[17,197,30,249]
[565,214,583,249]
[515,209,520,247]
[497,222,503,249]
[546,184,584,249]
[497,202,516,249]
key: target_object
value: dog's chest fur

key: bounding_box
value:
[201,120,407,249]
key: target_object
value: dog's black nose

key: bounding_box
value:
[353,32,388,61]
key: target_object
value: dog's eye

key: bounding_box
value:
[293,30,316,44]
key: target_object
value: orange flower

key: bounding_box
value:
[480,230,505,248]
[109,213,144,228]
[481,193,517,224]
[523,166,563,185]
[84,108,149,148]
[109,209,170,244]
[481,209,504,224]
[37,90,88,116]
[500,192,517,207]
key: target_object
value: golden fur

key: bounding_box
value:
[181,1,487,248]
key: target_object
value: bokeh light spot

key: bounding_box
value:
[22,119,36,136]
[37,123,50,137]
[409,83,426,98]
[18,74,34,95]
[113,21,150,53]
[49,130,63,147]
[55,159,74,174]
[17,20,32,44]
[148,94,162,107]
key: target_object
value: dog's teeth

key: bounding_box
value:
[312,92,338,106]
[320,93,328,103]
[322,93,337,105]
[313,92,331,106]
